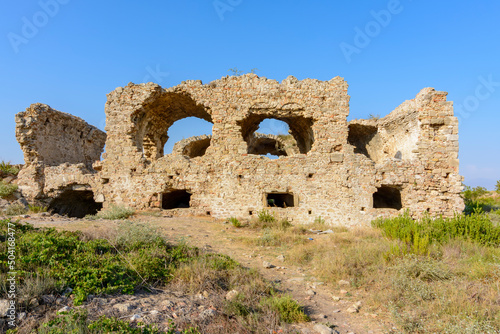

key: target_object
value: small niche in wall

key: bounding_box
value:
[373,186,402,210]
[162,190,191,209]
[266,193,295,208]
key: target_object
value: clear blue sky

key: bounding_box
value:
[1,0,499,189]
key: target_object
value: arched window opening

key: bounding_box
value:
[163,117,213,156]
[373,186,402,210]
[132,92,212,160]
[239,116,313,157]
[48,189,102,218]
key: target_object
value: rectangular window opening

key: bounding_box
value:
[162,190,191,209]
[373,186,402,210]
[266,193,295,208]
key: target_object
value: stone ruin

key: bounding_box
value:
[14,74,464,225]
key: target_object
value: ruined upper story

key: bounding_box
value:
[14,74,464,224]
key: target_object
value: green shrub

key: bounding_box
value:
[372,210,500,253]
[28,204,48,213]
[112,221,165,251]
[0,181,17,198]
[461,185,498,213]
[258,209,276,223]
[496,180,500,194]
[462,185,488,202]
[86,204,135,220]
[0,161,19,175]
[0,219,194,306]
[224,293,250,317]
[260,294,309,323]
[4,203,27,216]
[227,217,241,227]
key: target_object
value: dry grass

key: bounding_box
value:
[172,253,308,332]
[241,213,500,333]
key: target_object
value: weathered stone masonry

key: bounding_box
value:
[15,74,464,224]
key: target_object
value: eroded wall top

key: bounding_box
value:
[15,103,106,167]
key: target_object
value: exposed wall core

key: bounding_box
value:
[48,189,102,218]
[162,190,191,209]
[15,104,106,167]
[181,136,211,158]
[348,123,379,160]
[373,186,402,210]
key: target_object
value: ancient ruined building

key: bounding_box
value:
[15,74,464,224]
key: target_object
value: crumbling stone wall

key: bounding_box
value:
[15,104,105,212]
[15,75,464,225]
[16,103,106,166]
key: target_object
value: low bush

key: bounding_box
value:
[28,204,48,213]
[372,210,500,253]
[18,273,65,308]
[308,216,326,230]
[0,219,194,306]
[1,218,310,332]
[0,161,19,176]
[260,294,309,323]
[4,203,28,216]
[227,217,242,227]
[110,221,165,251]
[462,185,500,214]
[0,181,17,198]
[257,209,276,224]
[86,204,135,220]
[255,216,500,332]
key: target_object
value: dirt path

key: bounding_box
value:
[22,214,393,334]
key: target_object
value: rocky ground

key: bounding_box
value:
[0,212,396,334]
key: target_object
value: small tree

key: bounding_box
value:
[496,180,500,193]
[462,185,487,202]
